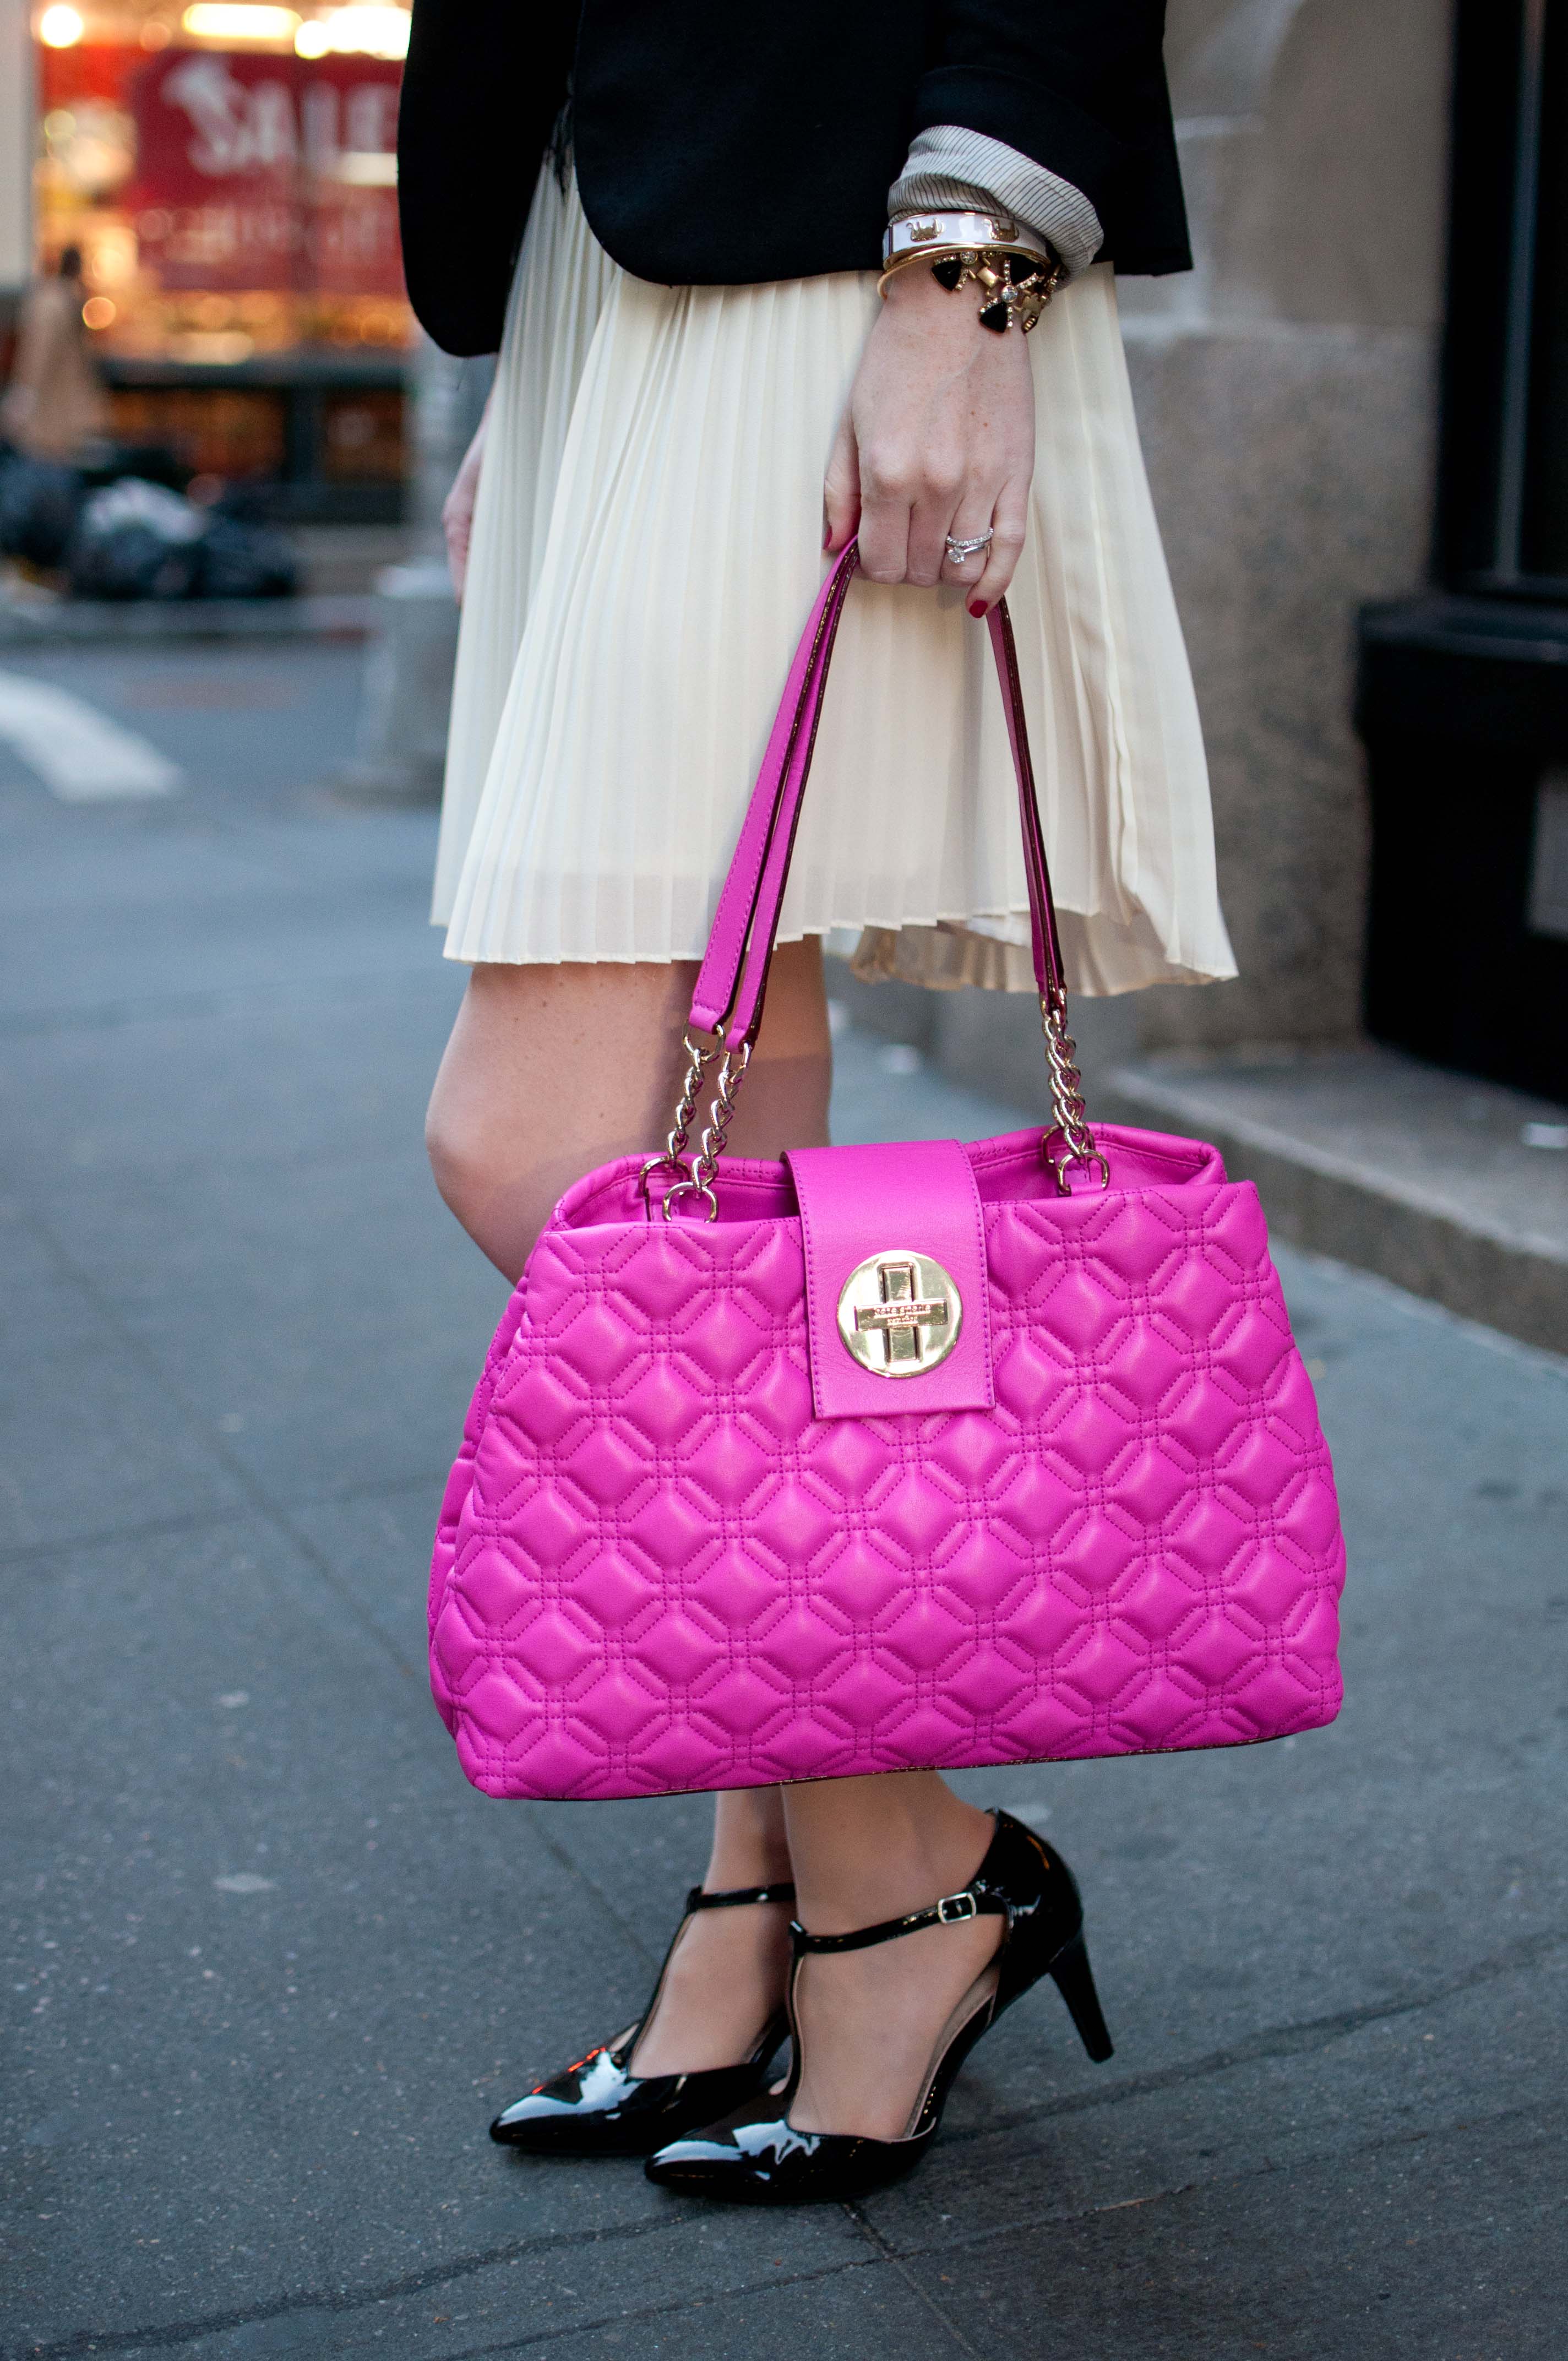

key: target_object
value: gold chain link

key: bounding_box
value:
[661,1041,753,1222]
[1040,987,1109,1194]
[640,1031,717,1205]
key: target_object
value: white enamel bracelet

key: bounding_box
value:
[883,209,1054,272]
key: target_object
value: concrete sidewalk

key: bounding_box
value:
[1,645,1565,2360]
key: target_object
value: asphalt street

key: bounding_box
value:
[1,640,1565,2360]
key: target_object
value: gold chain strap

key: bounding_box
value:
[1041,987,1109,1194]
[660,1042,753,1222]
[640,1031,716,1204]
[650,1004,1104,1211]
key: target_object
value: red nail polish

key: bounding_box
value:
[968,600,987,619]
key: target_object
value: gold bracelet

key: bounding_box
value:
[874,247,950,298]
[876,244,1063,334]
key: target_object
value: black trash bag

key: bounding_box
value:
[210,479,280,525]
[0,447,84,569]
[77,438,191,496]
[66,477,206,601]
[194,515,298,600]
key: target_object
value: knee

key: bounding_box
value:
[425,1089,552,1283]
[424,1088,481,1219]
[425,1089,509,1242]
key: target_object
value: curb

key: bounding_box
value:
[0,594,377,646]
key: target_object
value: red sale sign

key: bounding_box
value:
[127,48,402,296]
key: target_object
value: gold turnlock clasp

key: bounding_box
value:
[836,1251,963,1376]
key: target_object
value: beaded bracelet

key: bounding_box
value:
[879,209,1063,333]
[877,244,1061,333]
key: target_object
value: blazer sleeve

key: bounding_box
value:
[912,0,1177,238]
[398,0,573,355]
[889,126,1105,277]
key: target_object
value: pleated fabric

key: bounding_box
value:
[434,169,1235,997]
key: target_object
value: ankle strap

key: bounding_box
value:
[791,1883,1006,1954]
[684,1881,796,1913]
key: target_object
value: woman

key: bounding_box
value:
[400,1,1234,2204]
[0,247,108,464]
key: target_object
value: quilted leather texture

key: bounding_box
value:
[430,1129,1345,1800]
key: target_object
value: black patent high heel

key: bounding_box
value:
[489,1880,794,2157]
[644,1811,1111,2204]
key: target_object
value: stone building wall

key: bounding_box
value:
[1121,0,1455,1050]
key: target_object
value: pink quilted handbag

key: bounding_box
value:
[430,546,1346,1802]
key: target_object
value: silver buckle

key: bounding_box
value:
[935,1891,978,1924]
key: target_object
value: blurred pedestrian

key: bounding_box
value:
[406,1,1236,2204]
[1,247,109,465]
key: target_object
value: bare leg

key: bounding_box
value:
[782,1772,1003,2140]
[427,942,831,2065]
[627,1787,796,2075]
[426,941,831,1282]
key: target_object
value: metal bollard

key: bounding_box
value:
[335,558,459,803]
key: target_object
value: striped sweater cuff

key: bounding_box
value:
[889,125,1104,280]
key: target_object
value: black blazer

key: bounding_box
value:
[398,2,1191,357]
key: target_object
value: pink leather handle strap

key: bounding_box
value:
[689,541,1069,1053]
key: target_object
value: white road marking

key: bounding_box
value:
[0,670,182,801]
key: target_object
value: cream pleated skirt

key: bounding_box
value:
[434,168,1235,997]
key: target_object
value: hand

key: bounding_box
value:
[442,399,491,601]
[823,263,1036,616]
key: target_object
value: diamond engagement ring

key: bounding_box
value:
[944,530,994,565]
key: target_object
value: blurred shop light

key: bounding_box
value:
[37,6,86,45]
[43,102,135,199]
[81,296,117,330]
[84,222,138,286]
[335,150,398,185]
[295,6,409,60]
[168,329,257,362]
[182,4,300,39]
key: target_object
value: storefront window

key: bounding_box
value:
[28,0,412,515]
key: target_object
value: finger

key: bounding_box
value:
[441,472,470,597]
[443,505,468,601]
[938,487,1001,594]
[822,409,862,554]
[965,477,1029,617]
[856,487,913,585]
[903,468,965,586]
[855,426,922,581]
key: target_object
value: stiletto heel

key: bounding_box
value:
[646,1810,1113,2204]
[1046,1928,1114,2062]
[489,1879,794,2157]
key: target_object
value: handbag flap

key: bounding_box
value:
[785,1140,994,1419]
